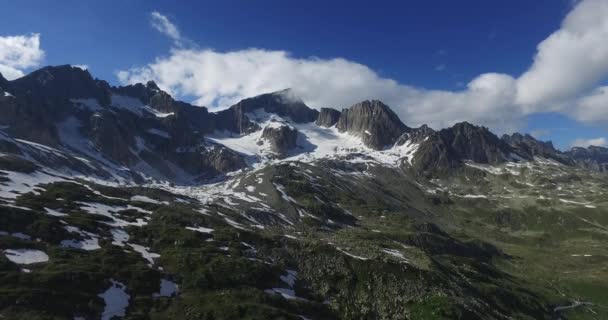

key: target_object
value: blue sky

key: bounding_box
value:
[2,0,608,150]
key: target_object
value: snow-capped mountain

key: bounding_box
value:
[1,66,607,320]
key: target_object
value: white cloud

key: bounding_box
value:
[150,11,182,45]
[516,0,608,110]
[434,64,446,71]
[72,64,89,70]
[0,33,44,80]
[571,137,607,148]
[117,48,523,131]
[119,0,608,133]
[572,86,608,123]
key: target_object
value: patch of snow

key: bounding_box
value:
[0,231,31,240]
[336,247,368,260]
[153,279,178,298]
[110,228,129,247]
[61,238,100,251]
[147,128,170,138]
[130,195,167,204]
[0,170,67,200]
[4,249,49,264]
[44,207,67,217]
[186,226,214,234]
[110,94,170,118]
[459,194,488,199]
[280,270,297,287]
[264,288,300,300]
[98,280,130,320]
[77,202,150,227]
[559,198,592,206]
[224,217,248,230]
[128,243,160,266]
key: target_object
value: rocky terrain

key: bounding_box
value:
[1,65,607,320]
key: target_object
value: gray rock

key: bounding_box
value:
[259,125,298,158]
[566,146,608,172]
[315,108,341,127]
[336,100,409,150]
[501,133,572,164]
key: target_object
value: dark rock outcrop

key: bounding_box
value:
[440,122,510,164]
[336,100,409,150]
[11,65,111,108]
[315,108,341,127]
[0,72,11,93]
[566,146,608,172]
[501,133,572,164]
[211,89,318,135]
[258,125,298,158]
[410,122,512,173]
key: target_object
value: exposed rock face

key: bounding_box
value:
[501,133,572,164]
[395,125,434,146]
[410,122,512,174]
[566,146,608,172]
[336,100,409,150]
[87,112,137,166]
[315,108,341,127]
[259,125,298,158]
[440,122,510,164]
[0,72,11,92]
[215,89,318,135]
[201,145,248,175]
[0,65,252,182]
[11,65,111,108]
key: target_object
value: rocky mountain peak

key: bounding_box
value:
[336,100,409,150]
[10,65,110,106]
[212,89,318,135]
[566,145,608,172]
[439,121,510,164]
[232,89,318,123]
[501,132,572,164]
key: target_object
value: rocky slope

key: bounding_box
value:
[1,66,607,320]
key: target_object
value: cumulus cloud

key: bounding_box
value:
[150,11,182,45]
[120,0,608,133]
[0,33,44,80]
[571,137,607,148]
[117,48,523,131]
[572,86,608,123]
[516,0,608,110]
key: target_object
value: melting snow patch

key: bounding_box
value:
[98,280,130,320]
[336,247,368,260]
[280,270,298,287]
[0,231,31,240]
[61,238,100,251]
[224,217,248,230]
[44,207,67,217]
[153,279,179,298]
[4,249,49,264]
[130,195,167,204]
[111,228,129,247]
[460,194,488,199]
[147,128,170,138]
[186,226,214,234]
[264,288,300,300]
[128,243,160,266]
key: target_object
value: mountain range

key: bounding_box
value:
[0,65,607,319]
